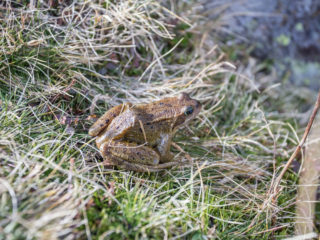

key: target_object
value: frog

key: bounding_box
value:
[88,93,201,172]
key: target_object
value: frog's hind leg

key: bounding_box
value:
[88,103,132,136]
[100,140,160,166]
[103,154,180,172]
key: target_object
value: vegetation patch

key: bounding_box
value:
[0,1,301,239]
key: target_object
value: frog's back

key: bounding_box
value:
[134,100,182,123]
[121,105,173,145]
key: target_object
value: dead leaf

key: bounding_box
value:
[87,115,97,120]
[27,39,45,47]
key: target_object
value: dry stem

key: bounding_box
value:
[272,90,320,196]
[295,113,320,235]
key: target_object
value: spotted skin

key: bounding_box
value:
[89,93,202,171]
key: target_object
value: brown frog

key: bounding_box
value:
[89,93,201,172]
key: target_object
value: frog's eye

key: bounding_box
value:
[184,106,194,116]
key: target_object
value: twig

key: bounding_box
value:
[171,142,193,162]
[51,79,76,103]
[272,90,320,197]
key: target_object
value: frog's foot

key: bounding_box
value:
[121,161,180,172]
[100,140,160,166]
[102,158,114,166]
[159,152,174,163]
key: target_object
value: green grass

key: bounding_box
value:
[0,1,303,239]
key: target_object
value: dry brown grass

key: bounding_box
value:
[0,1,304,239]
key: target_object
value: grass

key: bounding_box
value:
[0,1,307,239]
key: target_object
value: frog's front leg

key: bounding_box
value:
[88,103,132,137]
[157,133,174,163]
[100,139,160,166]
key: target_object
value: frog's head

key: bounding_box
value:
[173,92,202,129]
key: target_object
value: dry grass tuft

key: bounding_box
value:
[0,1,302,239]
